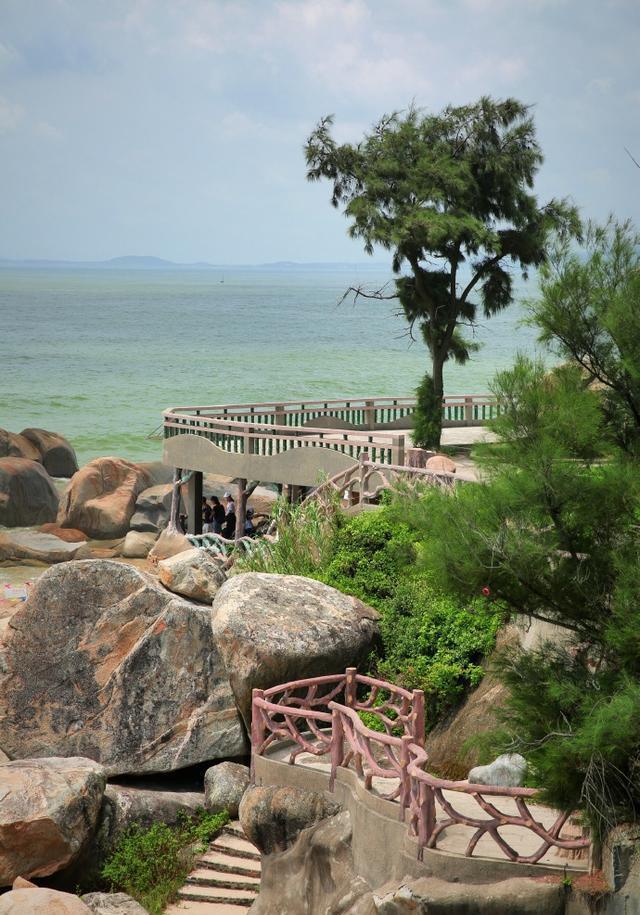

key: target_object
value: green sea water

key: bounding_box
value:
[1,266,542,466]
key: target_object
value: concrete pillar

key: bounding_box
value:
[187,470,203,535]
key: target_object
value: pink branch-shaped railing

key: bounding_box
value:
[250,670,590,867]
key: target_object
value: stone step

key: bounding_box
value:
[209,835,261,861]
[222,823,247,840]
[177,884,257,906]
[196,849,261,878]
[165,901,252,914]
[186,868,260,891]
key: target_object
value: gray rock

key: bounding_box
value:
[0,457,59,527]
[159,548,227,603]
[130,483,174,533]
[372,876,564,914]
[211,573,380,726]
[204,761,250,817]
[0,429,40,462]
[0,529,85,564]
[239,785,341,856]
[81,893,147,915]
[20,428,78,478]
[0,756,106,886]
[0,560,248,775]
[468,753,527,788]
[0,887,92,914]
[121,529,158,558]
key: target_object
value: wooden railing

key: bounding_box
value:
[251,670,590,867]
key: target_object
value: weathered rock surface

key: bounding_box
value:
[148,527,193,561]
[0,756,106,885]
[0,529,85,564]
[39,523,87,542]
[250,809,374,915]
[81,893,147,915]
[57,458,170,539]
[205,761,250,817]
[20,428,79,478]
[425,453,457,474]
[121,529,157,558]
[371,876,564,914]
[130,483,174,533]
[0,429,41,462]
[159,548,227,603]
[0,560,247,775]
[239,785,341,856]
[469,753,527,788]
[0,458,59,527]
[0,888,93,914]
[211,573,380,725]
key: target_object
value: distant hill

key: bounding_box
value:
[0,256,391,271]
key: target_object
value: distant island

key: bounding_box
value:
[0,255,390,271]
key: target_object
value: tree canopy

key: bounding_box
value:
[306,97,580,445]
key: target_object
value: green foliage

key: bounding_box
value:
[404,221,640,832]
[412,373,443,449]
[102,809,229,915]
[306,98,580,443]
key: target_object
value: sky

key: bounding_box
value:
[1,0,639,263]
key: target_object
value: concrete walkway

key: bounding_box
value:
[164,821,261,914]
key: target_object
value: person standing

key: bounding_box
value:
[202,497,213,533]
[210,495,225,534]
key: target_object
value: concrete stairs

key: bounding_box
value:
[164,822,261,913]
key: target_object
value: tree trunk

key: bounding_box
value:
[431,352,445,448]
[167,467,182,534]
[236,478,248,545]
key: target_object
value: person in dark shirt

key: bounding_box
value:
[202,497,214,533]
[210,496,225,534]
[222,509,236,540]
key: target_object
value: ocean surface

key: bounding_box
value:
[1,265,543,466]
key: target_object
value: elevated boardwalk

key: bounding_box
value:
[162,395,498,533]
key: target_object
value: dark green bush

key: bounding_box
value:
[102,809,229,915]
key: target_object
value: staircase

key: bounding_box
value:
[164,821,261,913]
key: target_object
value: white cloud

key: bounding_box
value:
[0,97,24,133]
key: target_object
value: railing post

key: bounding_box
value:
[274,403,285,426]
[392,435,405,466]
[345,667,357,708]
[412,689,425,747]
[358,451,369,505]
[464,395,474,424]
[250,688,265,784]
[399,735,411,818]
[365,399,375,430]
[329,706,344,791]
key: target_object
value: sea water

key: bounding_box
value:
[0,265,543,466]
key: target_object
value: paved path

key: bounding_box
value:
[164,821,261,914]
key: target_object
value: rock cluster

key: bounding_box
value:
[204,761,250,817]
[0,427,77,477]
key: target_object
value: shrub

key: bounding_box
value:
[102,809,229,914]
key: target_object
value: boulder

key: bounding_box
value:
[468,753,527,788]
[0,429,40,462]
[0,560,247,775]
[148,527,194,561]
[137,461,174,486]
[130,483,174,533]
[211,573,380,725]
[0,756,106,885]
[371,876,564,914]
[39,523,87,542]
[425,454,457,474]
[159,548,227,603]
[81,894,147,915]
[0,458,59,527]
[0,530,85,564]
[20,428,78,478]
[204,761,250,817]
[57,458,168,539]
[239,785,341,856]
[121,530,158,559]
[0,888,92,914]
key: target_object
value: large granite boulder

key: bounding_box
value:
[0,529,85,564]
[159,548,227,603]
[211,573,380,725]
[239,785,341,856]
[20,428,78,478]
[148,527,192,561]
[204,761,250,817]
[129,483,174,533]
[57,458,168,539]
[0,560,247,776]
[0,429,40,462]
[0,756,106,885]
[0,458,59,527]
[0,888,92,914]
[121,529,157,558]
[81,894,147,915]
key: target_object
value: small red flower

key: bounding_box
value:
[482,586,491,597]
